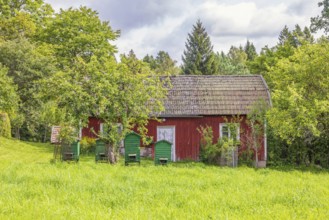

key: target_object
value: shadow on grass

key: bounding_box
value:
[265,164,329,174]
[20,142,327,174]
[24,141,54,153]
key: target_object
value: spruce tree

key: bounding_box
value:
[278,25,293,46]
[182,20,218,75]
[244,40,257,61]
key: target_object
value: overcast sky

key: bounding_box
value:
[45,0,322,63]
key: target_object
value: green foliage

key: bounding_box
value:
[80,136,96,154]
[42,53,167,162]
[311,0,329,33]
[0,64,18,115]
[0,112,11,138]
[182,20,218,75]
[38,101,67,142]
[143,51,180,75]
[268,42,329,141]
[228,46,248,66]
[278,25,314,48]
[198,125,238,165]
[249,25,315,89]
[212,40,257,75]
[1,138,329,219]
[0,0,53,40]
[0,0,327,170]
[198,125,218,163]
[246,99,269,167]
[58,123,78,145]
[0,2,122,142]
[37,6,119,68]
[216,48,250,75]
[244,40,258,61]
[238,149,254,166]
[0,38,57,140]
[268,41,329,167]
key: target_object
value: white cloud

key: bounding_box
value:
[45,0,323,63]
[46,0,92,11]
[116,14,188,59]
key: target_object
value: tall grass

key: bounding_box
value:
[0,137,329,219]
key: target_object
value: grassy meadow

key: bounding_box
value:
[0,137,329,219]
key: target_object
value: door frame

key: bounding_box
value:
[157,126,176,161]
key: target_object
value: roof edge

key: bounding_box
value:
[259,75,272,107]
[169,74,265,78]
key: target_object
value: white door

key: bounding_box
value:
[157,126,176,161]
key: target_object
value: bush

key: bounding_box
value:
[0,112,11,138]
[198,125,240,166]
[198,126,219,163]
[238,149,254,166]
[80,137,96,154]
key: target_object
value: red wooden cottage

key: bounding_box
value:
[82,75,271,166]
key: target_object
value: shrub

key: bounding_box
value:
[238,149,254,166]
[0,112,11,138]
[80,137,96,154]
[198,125,219,163]
[198,125,240,166]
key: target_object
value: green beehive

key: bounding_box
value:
[61,141,80,162]
[124,132,141,165]
[95,140,108,162]
[154,140,172,165]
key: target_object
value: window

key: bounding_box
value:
[99,123,104,134]
[99,123,124,147]
[100,123,123,135]
[220,123,240,141]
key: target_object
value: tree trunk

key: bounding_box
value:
[255,147,258,168]
[252,122,258,168]
[108,145,118,164]
[15,127,20,139]
[43,126,47,143]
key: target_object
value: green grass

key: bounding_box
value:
[1,137,329,219]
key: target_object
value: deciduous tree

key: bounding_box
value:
[0,0,53,40]
[37,6,120,68]
[0,38,56,139]
[0,64,18,115]
[311,0,329,33]
[267,41,329,165]
[144,51,180,75]
[42,55,167,163]
[246,99,269,167]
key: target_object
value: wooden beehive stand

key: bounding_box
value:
[50,126,80,162]
[51,126,61,161]
[53,143,61,160]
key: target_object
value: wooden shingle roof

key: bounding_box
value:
[159,75,271,116]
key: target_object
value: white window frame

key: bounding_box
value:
[99,123,123,135]
[219,123,240,140]
[99,123,104,134]
[117,123,124,148]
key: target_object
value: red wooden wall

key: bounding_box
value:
[83,116,266,161]
[82,117,102,138]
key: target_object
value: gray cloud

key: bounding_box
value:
[88,0,199,31]
[45,0,322,63]
[287,0,320,16]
